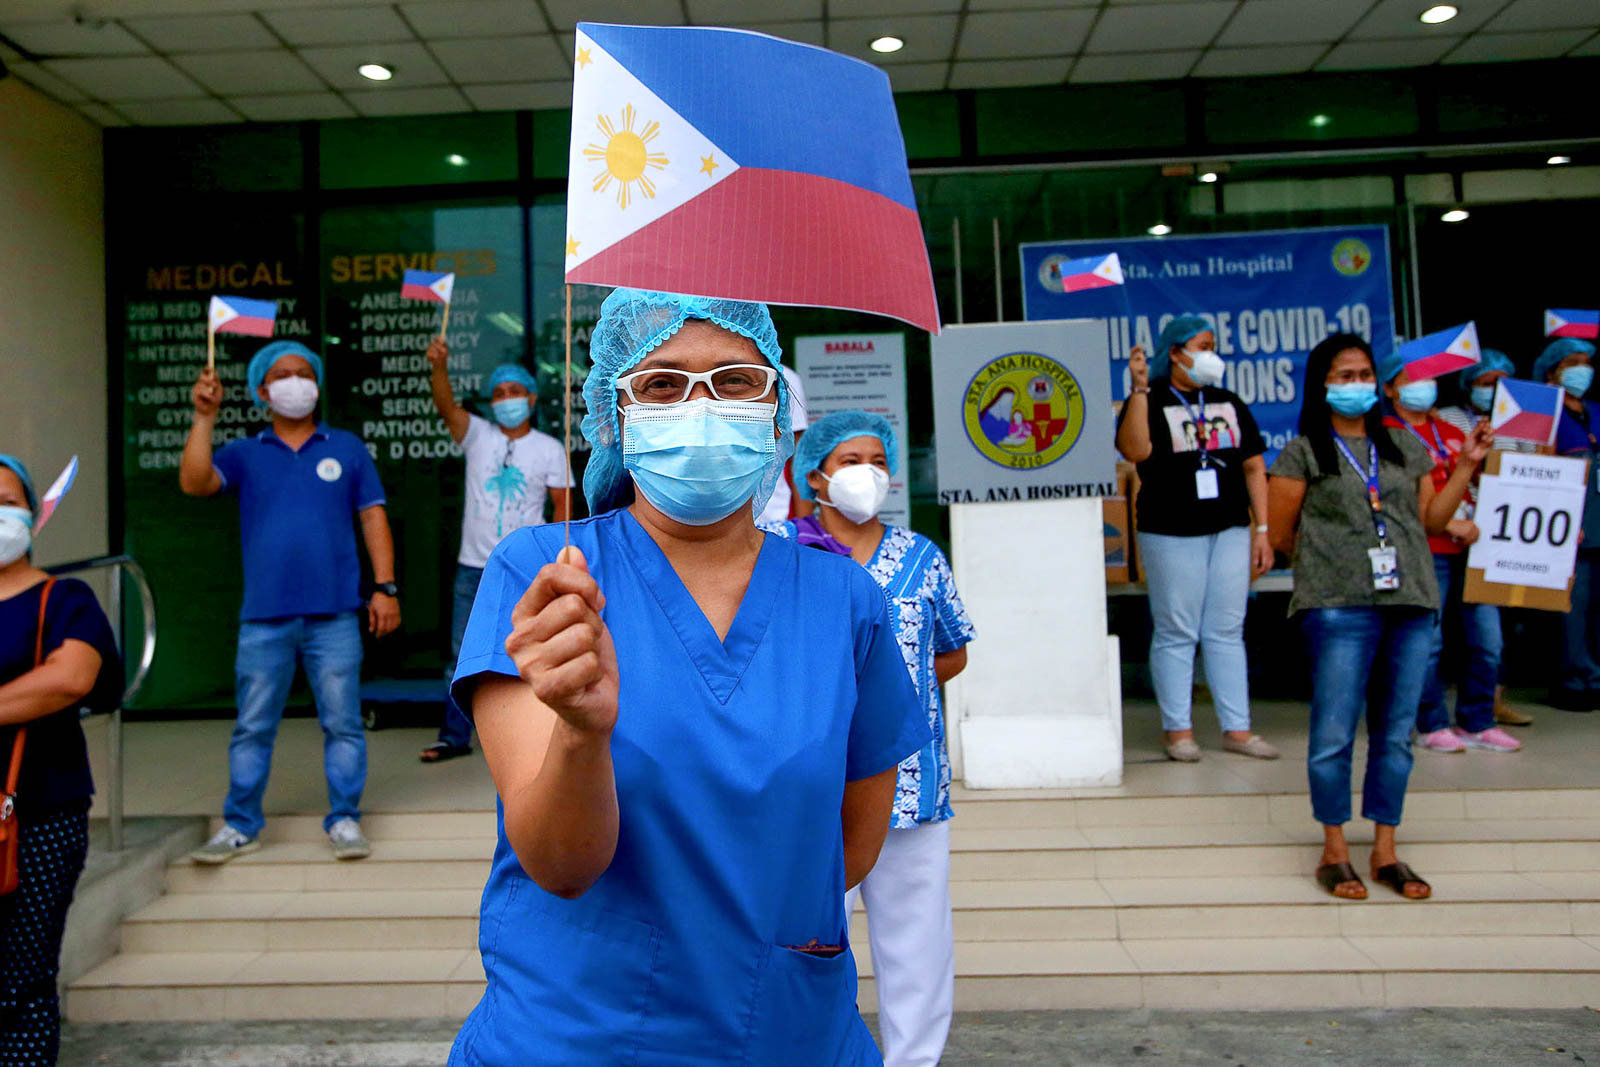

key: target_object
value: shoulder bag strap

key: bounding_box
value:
[5,578,56,798]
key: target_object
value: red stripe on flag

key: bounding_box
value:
[402,284,446,303]
[1062,274,1119,293]
[1553,323,1600,340]
[216,316,276,338]
[1498,411,1555,443]
[1404,351,1478,381]
[567,168,939,333]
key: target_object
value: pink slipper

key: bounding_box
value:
[1451,726,1522,752]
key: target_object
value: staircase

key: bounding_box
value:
[67,787,1600,1021]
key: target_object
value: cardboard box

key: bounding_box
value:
[1103,495,1133,585]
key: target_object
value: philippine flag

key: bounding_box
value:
[1491,378,1564,445]
[208,295,277,338]
[33,455,78,534]
[1056,253,1124,293]
[1545,308,1600,339]
[402,269,455,304]
[565,23,939,333]
[1398,321,1480,381]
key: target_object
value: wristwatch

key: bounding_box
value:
[372,581,400,598]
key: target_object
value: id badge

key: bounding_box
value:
[1368,546,1400,591]
[1195,468,1220,500]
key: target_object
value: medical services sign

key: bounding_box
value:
[1021,225,1396,459]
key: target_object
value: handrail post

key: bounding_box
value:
[108,565,125,853]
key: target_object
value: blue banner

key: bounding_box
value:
[1021,225,1396,459]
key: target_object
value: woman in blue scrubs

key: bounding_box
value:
[449,289,929,1066]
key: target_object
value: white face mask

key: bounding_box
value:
[0,505,32,566]
[1185,349,1225,388]
[266,376,320,419]
[819,464,890,525]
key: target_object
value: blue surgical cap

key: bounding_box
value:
[0,454,37,517]
[1377,344,1406,384]
[1534,337,1596,384]
[247,340,324,398]
[1458,348,1514,391]
[581,288,793,516]
[485,363,537,396]
[1150,315,1212,380]
[793,411,898,502]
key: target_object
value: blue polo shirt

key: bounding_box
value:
[213,425,387,621]
[1555,400,1600,552]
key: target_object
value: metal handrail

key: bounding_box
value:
[43,553,157,852]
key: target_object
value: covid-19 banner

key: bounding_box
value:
[1020,225,1396,458]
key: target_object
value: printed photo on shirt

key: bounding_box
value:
[1163,401,1243,453]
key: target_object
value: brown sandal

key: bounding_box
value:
[1373,861,1431,899]
[1315,861,1367,899]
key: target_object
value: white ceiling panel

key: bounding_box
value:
[1443,29,1595,63]
[1317,36,1461,70]
[0,38,20,62]
[41,55,201,99]
[1215,0,1366,46]
[461,81,574,111]
[232,91,358,120]
[1193,43,1326,77]
[836,0,963,14]
[882,61,949,92]
[297,42,448,89]
[346,85,472,116]
[735,21,826,47]
[430,35,568,82]
[1485,0,1600,33]
[1348,0,1499,39]
[966,0,1097,8]
[75,101,127,126]
[1572,32,1600,56]
[685,0,821,24]
[8,60,89,100]
[399,1,548,39]
[117,97,241,125]
[260,5,413,46]
[957,9,1096,59]
[0,18,148,56]
[542,0,686,32]
[170,49,324,94]
[948,56,1069,89]
[1070,49,1198,81]
[122,14,278,52]
[830,14,960,64]
[1086,2,1238,53]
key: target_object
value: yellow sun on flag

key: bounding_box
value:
[584,104,668,210]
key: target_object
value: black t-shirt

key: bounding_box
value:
[1116,377,1267,536]
[0,577,121,822]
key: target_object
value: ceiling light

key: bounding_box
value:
[1441,208,1469,223]
[1418,5,1459,24]
[1147,223,1172,236]
[1198,171,1219,184]
[869,35,904,54]
[1309,113,1331,128]
[445,153,468,166]
[357,63,394,81]
[1548,154,1572,165]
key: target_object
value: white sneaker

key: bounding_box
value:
[327,818,371,860]
[189,825,260,865]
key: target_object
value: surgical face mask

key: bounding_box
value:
[819,464,890,525]
[1561,364,1594,399]
[1396,380,1437,412]
[0,505,32,566]
[1325,382,1379,417]
[1470,385,1496,412]
[622,397,777,526]
[1185,349,1226,389]
[266,376,320,419]
[491,397,530,429]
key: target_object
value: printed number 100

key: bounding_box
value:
[1490,503,1572,546]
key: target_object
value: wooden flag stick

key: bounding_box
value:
[563,283,573,551]
[207,326,216,373]
[439,301,451,341]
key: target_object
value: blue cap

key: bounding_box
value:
[1458,348,1514,390]
[1377,345,1406,384]
[1534,337,1596,384]
[1150,314,1212,380]
[792,411,898,502]
[485,363,537,397]
[0,454,37,517]
[247,340,324,398]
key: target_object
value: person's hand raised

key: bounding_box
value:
[426,337,450,368]
[1464,420,1495,464]
[1129,345,1149,391]
[506,546,618,737]
[193,368,223,417]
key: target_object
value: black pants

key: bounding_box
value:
[0,804,89,1067]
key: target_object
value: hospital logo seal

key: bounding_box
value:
[316,458,343,482]
[1331,238,1372,277]
[962,352,1085,470]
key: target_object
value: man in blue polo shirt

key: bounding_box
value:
[178,340,400,863]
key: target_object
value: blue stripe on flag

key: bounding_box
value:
[403,269,450,286]
[222,296,278,319]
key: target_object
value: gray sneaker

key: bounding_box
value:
[190,825,260,865]
[327,818,371,860]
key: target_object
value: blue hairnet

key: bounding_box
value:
[1150,314,1212,380]
[247,340,324,398]
[581,288,793,516]
[485,363,537,396]
[1458,348,1514,391]
[0,454,37,517]
[1377,345,1406,384]
[1534,337,1596,384]
[793,411,898,502]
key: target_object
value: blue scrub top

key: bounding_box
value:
[450,508,928,1066]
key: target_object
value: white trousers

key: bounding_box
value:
[846,821,954,1067]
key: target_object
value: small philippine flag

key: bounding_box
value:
[401,270,455,304]
[208,295,278,338]
[1545,308,1600,340]
[1491,378,1564,446]
[33,455,78,534]
[1398,321,1480,381]
[1054,253,1124,293]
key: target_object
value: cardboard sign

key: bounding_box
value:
[1464,451,1587,612]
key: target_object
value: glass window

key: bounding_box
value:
[319,113,519,189]
[976,84,1186,156]
[1204,73,1419,145]
[107,125,303,196]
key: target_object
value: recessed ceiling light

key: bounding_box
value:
[1442,208,1470,223]
[357,63,393,81]
[1198,171,1219,184]
[869,35,904,54]
[1548,154,1572,165]
[1418,5,1459,25]
[445,153,468,166]
[1147,223,1172,236]
[1309,113,1331,128]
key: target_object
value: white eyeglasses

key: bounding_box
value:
[615,364,778,405]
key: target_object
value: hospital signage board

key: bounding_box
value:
[1465,451,1586,611]
[930,319,1116,505]
[794,333,911,527]
[1020,225,1396,462]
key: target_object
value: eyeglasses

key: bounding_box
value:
[615,364,777,405]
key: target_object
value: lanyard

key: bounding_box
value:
[1333,435,1388,545]
[1170,385,1211,467]
[1403,419,1450,466]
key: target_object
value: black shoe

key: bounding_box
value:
[1547,688,1596,712]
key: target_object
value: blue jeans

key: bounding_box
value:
[1418,553,1501,735]
[1560,551,1600,693]
[227,613,365,837]
[438,564,485,748]
[1138,527,1252,733]
[1302,606,1434,827]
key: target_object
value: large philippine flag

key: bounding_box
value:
[1491,378,1564,445]
[209,295,277,338]
[1545,308,1600,339]
[564,23,939,333]
[1398,321,1480,381]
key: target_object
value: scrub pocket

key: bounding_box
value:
[743,942,875,1066]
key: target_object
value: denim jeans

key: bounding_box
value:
[1417,553,1501,735]
[1137,527,1252,733]
[1302,606,1434,827]
[1560,551,1600,693]
[227,612,365,837]
[438,564,485,748]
